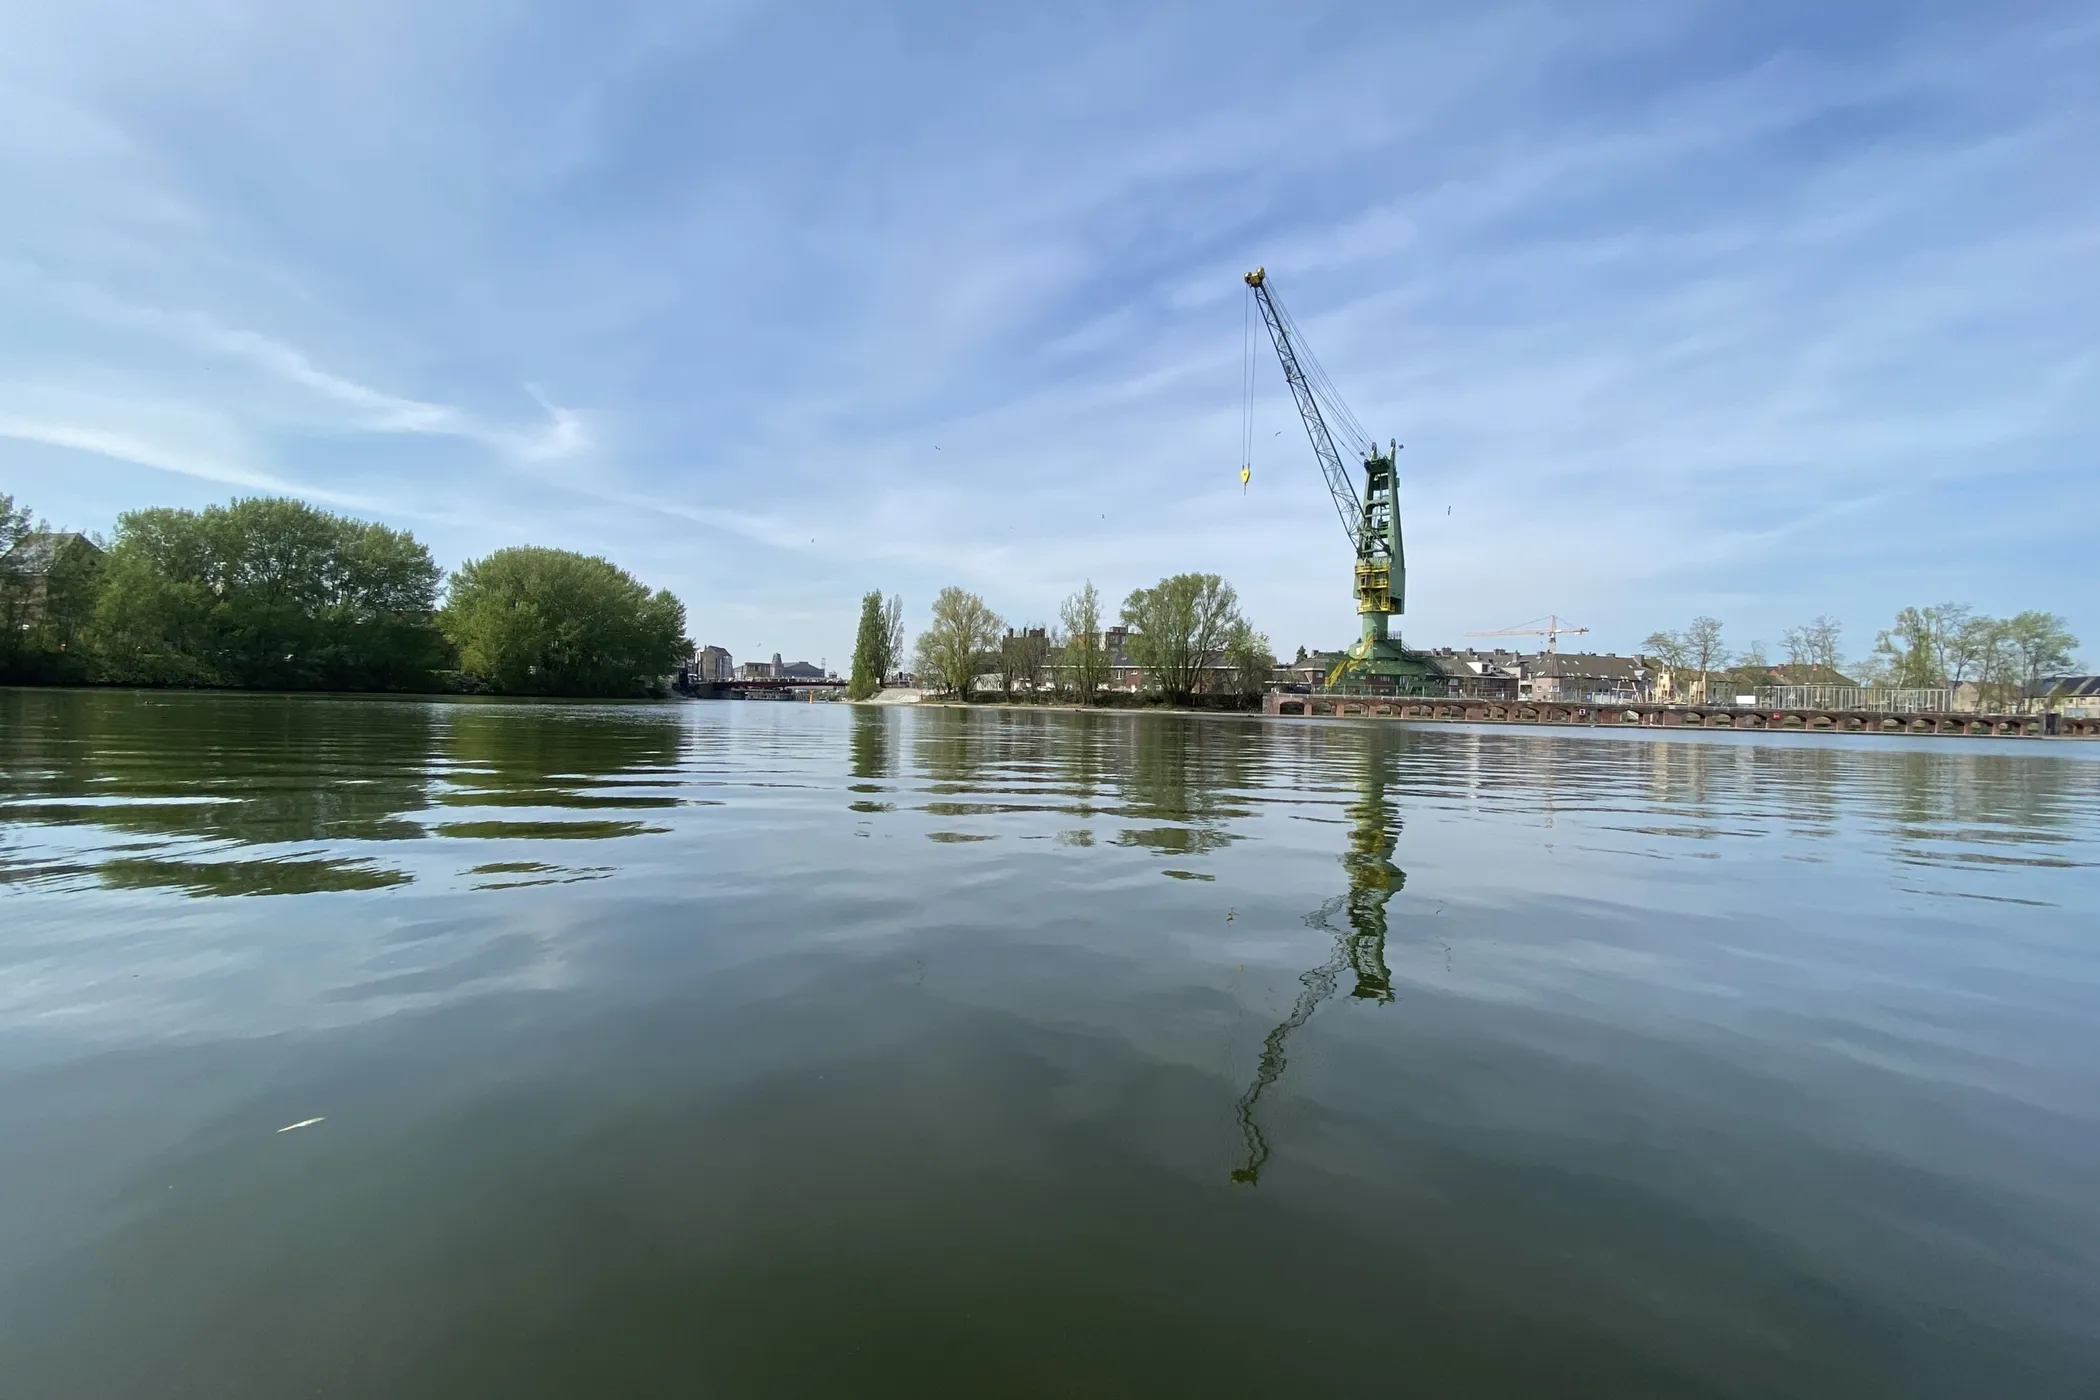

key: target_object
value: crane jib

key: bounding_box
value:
[1246,278,1362,547]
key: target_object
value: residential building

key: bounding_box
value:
[1,531,103,628]
[1520,652,1647,702]
[2036,676,2100,718]
[1422,648,1522,700]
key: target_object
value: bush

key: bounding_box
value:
[440,547,690,697]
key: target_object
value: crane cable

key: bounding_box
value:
[1239,286,1255,493]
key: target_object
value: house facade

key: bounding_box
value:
[1,532,103,627]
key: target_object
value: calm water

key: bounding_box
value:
[2,689,2098,1397]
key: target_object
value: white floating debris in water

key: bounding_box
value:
[276,1117,326,1133]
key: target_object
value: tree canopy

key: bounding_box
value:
[914,586,1002,697]
[1058,581,1108,702]
[89,497,444,690]
[1642,616,1728,698]
[848,589,901,700]
[441,546,690,697]
[1121,573,1242,704]
[1870,604,2079,704]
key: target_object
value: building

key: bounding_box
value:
[1422,648,1522,700]
[2037,676,2100,718]
[1,531,103,627]
[1517,652,1648,702]
[690,645,734,682]
[1717,662,1858,694]
[1102,626,1143,691]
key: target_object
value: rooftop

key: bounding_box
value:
[0,531,101,575]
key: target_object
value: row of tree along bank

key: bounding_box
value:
[848,575,1277,707]
[0,492,690,697]
[1642,607,2081,706]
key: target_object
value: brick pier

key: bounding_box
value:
[1261,693,2099,739]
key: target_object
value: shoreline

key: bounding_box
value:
[857,693,2095,741]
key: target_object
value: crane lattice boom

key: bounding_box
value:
[1244,267,1362,545]
[1465,615,1591,655]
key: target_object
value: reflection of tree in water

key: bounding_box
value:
[0,692,698,895]
[440,705,682,801]
[0,689,437,849]
[910,706,993,794]
[1113,719,1255,859]
[848,705,892,781]
[1233,753,1403,1186]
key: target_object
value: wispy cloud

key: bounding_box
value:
[1,0,2093,666]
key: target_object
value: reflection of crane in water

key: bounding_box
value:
[1232,762,1402,1185]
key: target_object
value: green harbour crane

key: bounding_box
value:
[1244,267,1441,692]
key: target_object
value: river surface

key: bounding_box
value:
[2,688,2098,1397]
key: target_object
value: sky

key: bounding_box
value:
[2,0,2094,672]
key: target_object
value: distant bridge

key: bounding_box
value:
[677,674,847,699]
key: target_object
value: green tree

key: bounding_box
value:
[0,492,33,556]
[1058,580,1108,703]
[1121,573,1242,704]
[89,497,444,690]
[883,595,905,681]
[441,546,690,696]
[1222,619,1276,707]
[848,589,889,699]
[2002,611,2079,706]
[914,586,1002,698]
[1641,629,1690,696]
[1874,603,1967,690]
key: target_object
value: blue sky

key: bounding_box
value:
[3,1,2094,671]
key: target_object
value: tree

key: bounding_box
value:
[1121,573,1242,704]
[1685,616,1728,699]
[2002,611,2078,706]
[1222,619,1276,707]
[1946,613,1998,690]
[883,594,905,682]
[848,590,888,699]
[914,586,1002,698]
[441,546,690,696]
[89,497,445,690]
[1780,617,1847,671]
[0,492,34,557]
[1641,630,1690,698]
[1874,603,1969,691]
[1058,580,1109,703]
[1738,638,1770,672]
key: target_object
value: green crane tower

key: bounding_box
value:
[1244,267,1442,692]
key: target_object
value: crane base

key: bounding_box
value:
[1326,637,1446,694]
